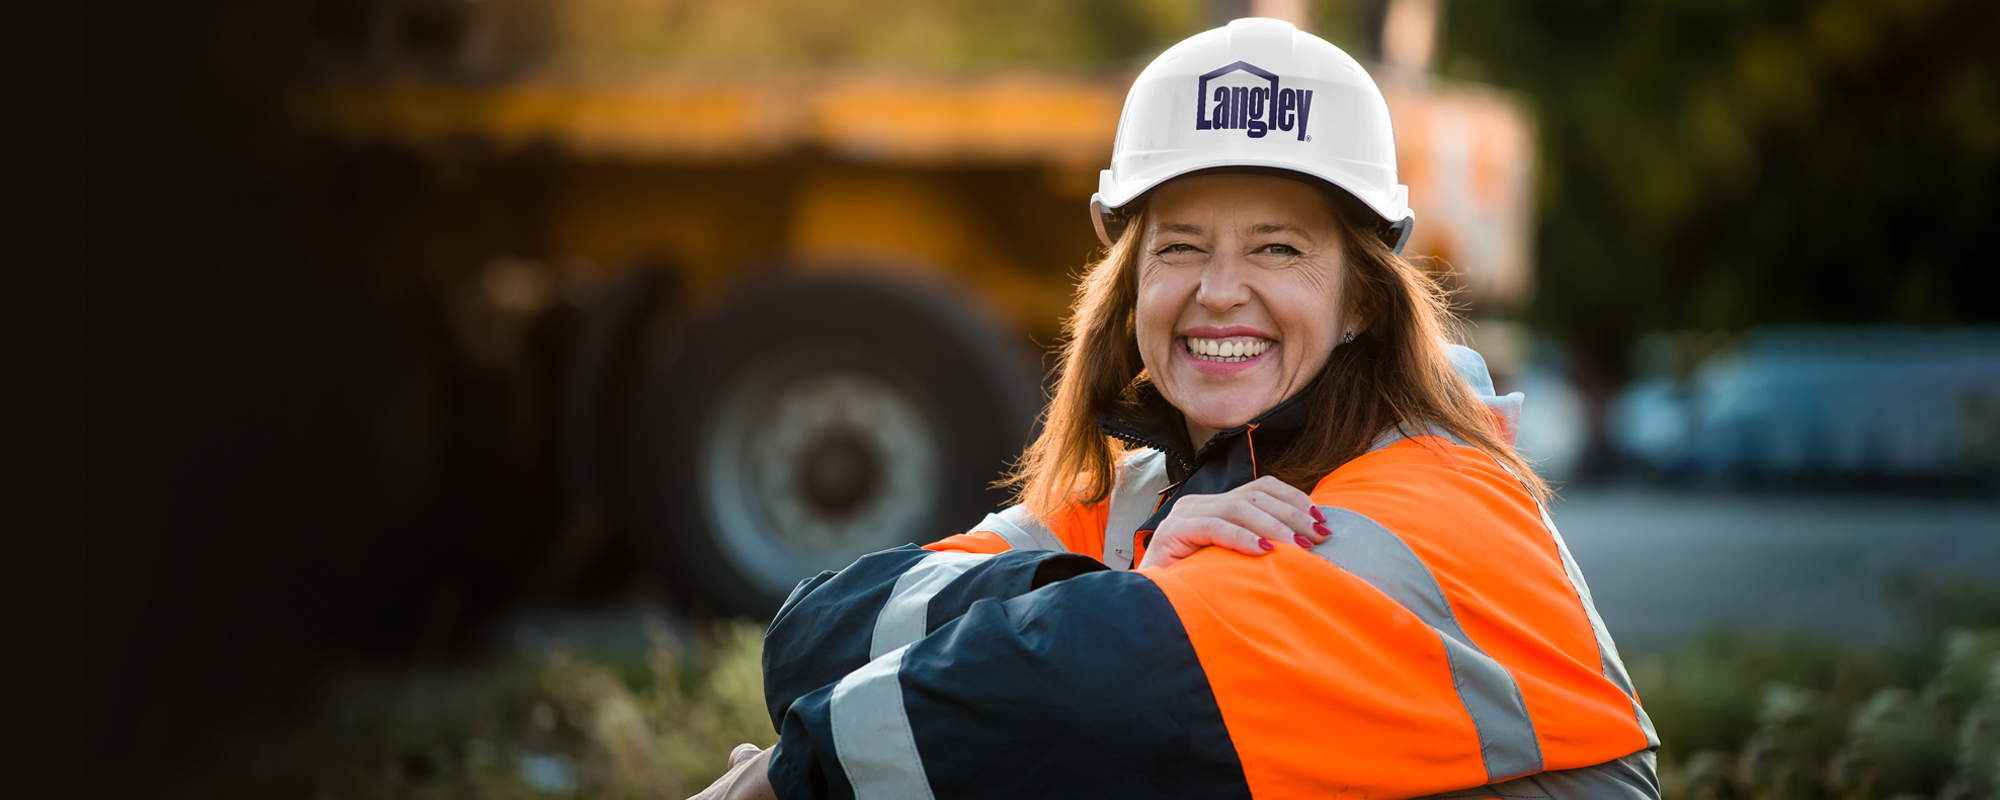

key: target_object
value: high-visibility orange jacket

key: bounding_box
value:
[760,346,1659,799]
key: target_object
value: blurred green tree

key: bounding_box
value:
[1444,0,2000,373]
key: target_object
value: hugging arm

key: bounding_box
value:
[763,541,1660,800]
[760,545,1107,730]
[767,570,1247,800]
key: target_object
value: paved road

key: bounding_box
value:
[1551,488,2000,649]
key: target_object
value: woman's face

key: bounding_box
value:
[1135,173,1354,443]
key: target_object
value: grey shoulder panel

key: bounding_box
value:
[1101,449,1170,570]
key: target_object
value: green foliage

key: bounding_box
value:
[1829,688,1958,798]
[1445,0,2000,372]
[1739,684,1846,799]
[1935,631,2000,720]
[219,619,776,799]
[1963,670,2000,797]
[1637,627,2000,800]
[1634,632,1907,758]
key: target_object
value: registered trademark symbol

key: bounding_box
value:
[1305,135,1312,142]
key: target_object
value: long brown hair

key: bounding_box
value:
[1005,189,1549,515]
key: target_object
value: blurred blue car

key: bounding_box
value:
[1610,327,2000,482]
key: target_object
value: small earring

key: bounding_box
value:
[1342,330,1355,344]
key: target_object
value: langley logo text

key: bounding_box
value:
[1195,61,1314,141]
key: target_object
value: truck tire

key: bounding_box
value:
[622,275,1041,616]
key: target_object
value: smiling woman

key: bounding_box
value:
[696,18,1659,800]
[994,162,1546,577]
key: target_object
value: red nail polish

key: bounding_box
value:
[1313,523,1331,538]
[1257,539,1275,551]
[1310,507,1325,523]
[1294,534,1313,549]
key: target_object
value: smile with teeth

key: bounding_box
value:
[1184,336,1274,363]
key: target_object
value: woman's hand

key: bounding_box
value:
[687,743,776,800]
[1138,475,1329,568]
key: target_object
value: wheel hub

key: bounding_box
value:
[796,427,882,517]
[699,360,943,593]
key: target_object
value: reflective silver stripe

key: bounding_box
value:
[869,553,988,659]
[969,505,1065,552]
[1101,449,1169,570]
[829,645,934,800]
[1482,454,1661,750]
[1311,507,1544,783]
[1537,503,1660,748]
[1375,405,1658,749]
[1411,749,1661,799]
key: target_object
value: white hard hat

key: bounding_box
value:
[1092,17,1414,253]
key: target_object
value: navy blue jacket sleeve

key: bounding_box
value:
[761,545,1106,729]
[766,569,1249,800]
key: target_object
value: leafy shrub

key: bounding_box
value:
[219,618,775,799]
[1644,628,2000,800]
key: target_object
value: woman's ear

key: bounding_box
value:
[1340,306,1368,341]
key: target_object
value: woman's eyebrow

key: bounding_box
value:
[1154,222,1205,236]
[1249,222,1311,237]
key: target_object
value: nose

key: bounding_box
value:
[1194,249,1252,313]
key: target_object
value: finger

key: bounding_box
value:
[1215,495,1319,549]
[696,746,776,800]
[1242,478,1329,543]
[1207,500,1308,551]
[1239,490,1324,543]
[1245,475,1319,512]
[1144,519,1268,568]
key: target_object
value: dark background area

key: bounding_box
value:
[86,0,1999,794]
[1442,0,2000,372]
[88,0,490,788]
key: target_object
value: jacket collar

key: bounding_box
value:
[1095,378,1319,534]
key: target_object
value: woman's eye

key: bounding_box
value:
[1257,243,1301,256]
[1158,243,1199,255]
